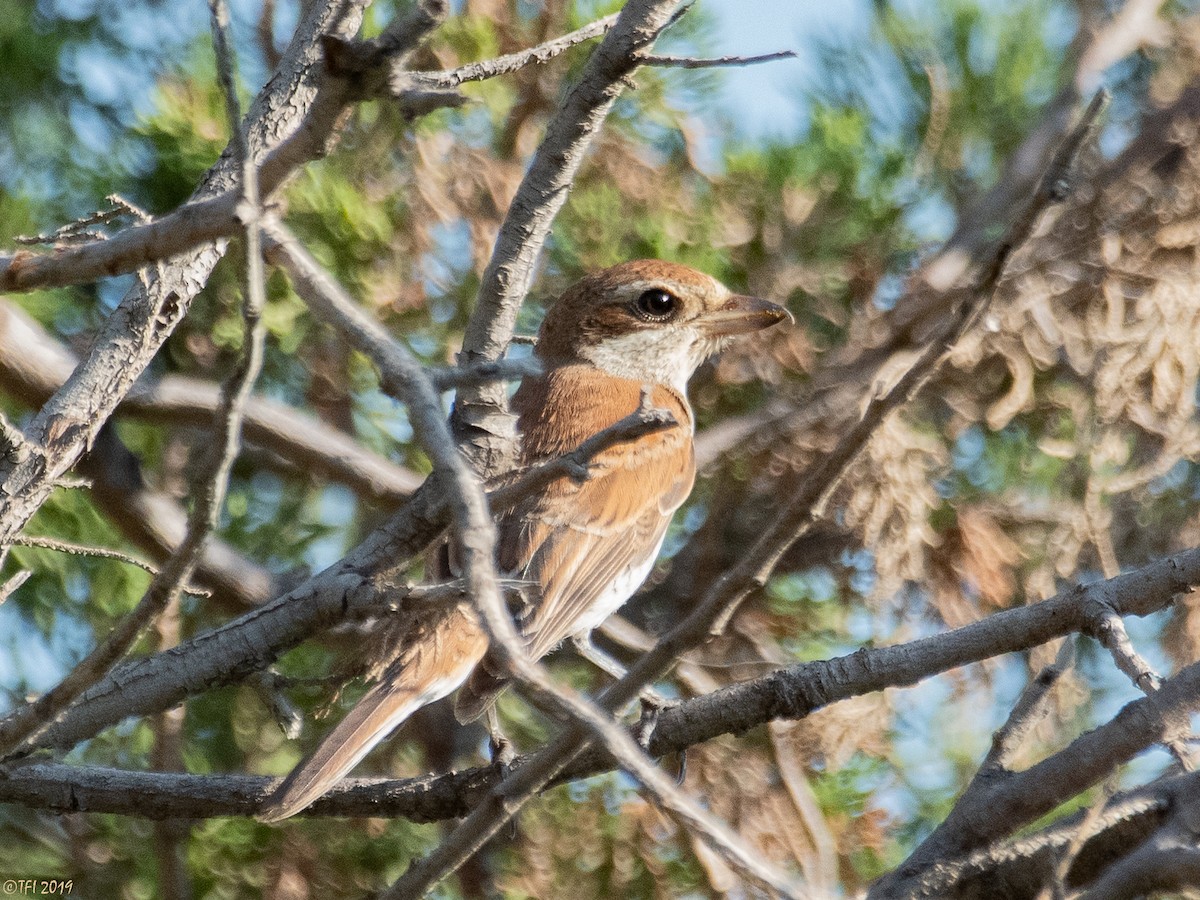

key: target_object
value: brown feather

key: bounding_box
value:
[455,367,695,722]
[258,604,488,822]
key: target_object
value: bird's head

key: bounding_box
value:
[535,259,792,393]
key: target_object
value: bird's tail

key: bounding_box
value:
[258,604,488,823]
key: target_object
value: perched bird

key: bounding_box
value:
[259,260,790,822]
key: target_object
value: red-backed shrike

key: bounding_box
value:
[259,260,790,822]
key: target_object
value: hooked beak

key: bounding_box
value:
[700,294,793,337]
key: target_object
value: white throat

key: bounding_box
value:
[578,326,713,397]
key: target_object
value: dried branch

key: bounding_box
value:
[980,639,1074,774]
[8,535,210,598]
[4,534,1200,824]
[13,198,137,246]
[428,357,542,391]
[1088,608,1162,693]
[1039,772,1118,900]
[0,535,1195,830]
[392,89,1110,883]
[0,300,422,503]
[886,771,1189,898]
[21,358,696,755]
[641,50,796,68]
[1086,602,1195,771]
[870,658,1200,898]
[408,13,618,89]
[263,214,799,899]
[0,571,31,604]
[487,403,678,512]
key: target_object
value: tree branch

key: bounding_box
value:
[0,300,422,503]
[642,50,796,68]
[393,88,1109,883]
[407,13,618,89]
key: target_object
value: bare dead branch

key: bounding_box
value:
[1089,608,1162,693]
[0,570,31,604]
[487,402,678,512]
[397,89,1110,882]
[981,639,1075,775]
[641,50,797,68]
[263,214,800,899]
[1087,603,1196,771]
[428,357,542,391]
[2,531,1197,828]
[385,677,804,899]
[0,300,422,503]
[884,771,1188,898]
[13,200,135,246]
[408,13,618,89]
[871,658,1200,898]
[20,359,696,755]
[1039,772,1118,900]
[0,0,446,551]
[7,535,210,597]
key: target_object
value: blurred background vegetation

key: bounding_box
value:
[2,0,1199,896]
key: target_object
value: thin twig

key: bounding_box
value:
[452,0,685,477]
[641,50,796,68]
[0,1,445,563]
[8,535,210,597]
[1087,603,1194,771]
[0,571,31,604]
[12,198,144,247]
[1040,771,1119,900]
[980,639,1074,774]
[872,658,1200,898]
[487,403,678,511]
[428,357,542,391]
[25,377,712,754]
[6,539,1200,822]
[409,13,618,89]
[1089,609,1160,692]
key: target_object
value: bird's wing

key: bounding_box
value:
[498,406,695,661]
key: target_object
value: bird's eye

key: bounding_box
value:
[634,288,677,321]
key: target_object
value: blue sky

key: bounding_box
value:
[708,0,872,137]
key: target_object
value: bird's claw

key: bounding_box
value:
[633,698,663,750]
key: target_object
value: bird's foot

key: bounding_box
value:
[632,697,662,750]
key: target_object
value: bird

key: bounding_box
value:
[258,259,790,822]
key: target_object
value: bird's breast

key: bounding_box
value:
[512,364,694,463]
